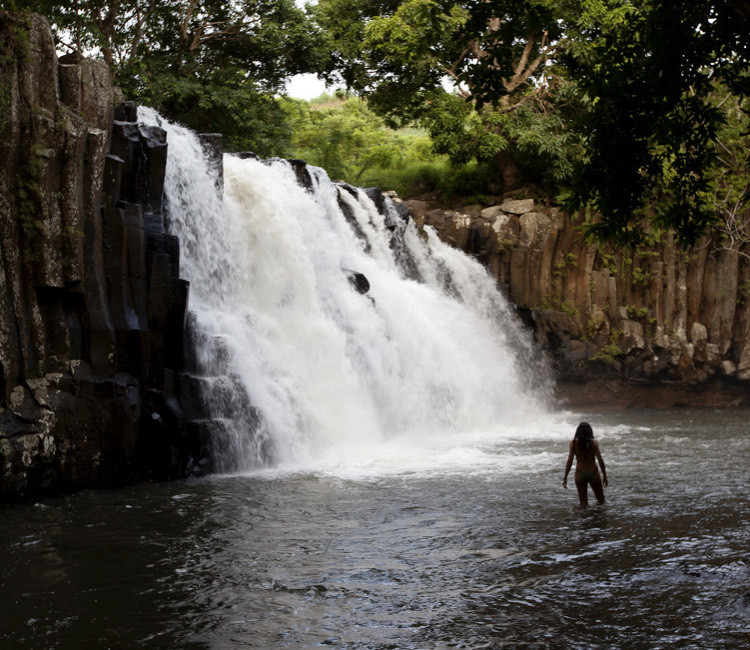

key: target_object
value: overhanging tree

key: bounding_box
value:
[560,0,750,244]
[314,0,586,193]
[315,0,750,243]
[8,0,329,153]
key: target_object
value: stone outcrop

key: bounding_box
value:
[0,12,205,497]
[403,196,750,408]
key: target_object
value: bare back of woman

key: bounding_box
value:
[563,422,608,507]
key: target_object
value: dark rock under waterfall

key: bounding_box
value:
[0,12,208,497]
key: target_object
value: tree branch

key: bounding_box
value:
[181,0,200,48]
[504,30,549,95]
[128,0,158,61]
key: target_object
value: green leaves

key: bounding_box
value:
[19,0,329,152]
[364,0,468,66]
[284,96,413,182]
[563,0,750,244]
[315,0,585,194]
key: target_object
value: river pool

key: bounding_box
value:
[1,408,749,648]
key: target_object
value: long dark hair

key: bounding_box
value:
[574,422,594,452]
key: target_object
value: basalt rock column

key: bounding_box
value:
[0,12,201,497]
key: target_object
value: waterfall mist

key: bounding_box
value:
[139,108,555,476]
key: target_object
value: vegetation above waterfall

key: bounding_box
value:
[281,94,496,200]
[4,0,750,244]
[4,0,328,154]
[311,0,750,245]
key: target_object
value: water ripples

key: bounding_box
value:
[1,410,750,647]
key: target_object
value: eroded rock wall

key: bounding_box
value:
[403,196,750,408]
[0,12,203,497]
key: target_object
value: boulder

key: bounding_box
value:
[499,198,535,214]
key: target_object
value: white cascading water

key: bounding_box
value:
[139,108,558,477]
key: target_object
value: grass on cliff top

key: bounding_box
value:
[283,94,506,205]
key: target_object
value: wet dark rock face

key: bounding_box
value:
[403,195,750,408]
[0,12,207,497]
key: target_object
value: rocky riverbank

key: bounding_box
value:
[402,195,750,408]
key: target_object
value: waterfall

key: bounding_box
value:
[138,108,554,475]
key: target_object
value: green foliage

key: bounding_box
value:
[503,80,588,186]
[283,94,494,197]
[13,0,329,151]
[538,295,581,319]
[589,329,624,364]
[123,68,292,155]
[561,0,750,245]
[583,316,606,341]
[372,157,499,199]
[552,252,578,281]
[632,264,650,287]
[557,252,578,269]
[284,96,409,181]
[314,0,587,194]
[737,278,750,306]
[626,305,648,320]
[0,11,30,133]
[16,146,47,269]
[699,89,750,252]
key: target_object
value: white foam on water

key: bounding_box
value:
[139,107,565,478]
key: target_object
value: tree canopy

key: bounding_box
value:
[6,0,329,153]
[314,0,750,243]
[561,0,750,244]
[283,96,419,183]
[4,0,750,242]
[313,0,584,192]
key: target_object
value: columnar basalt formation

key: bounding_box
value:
[403,196,750,408]
[0,12,206,497]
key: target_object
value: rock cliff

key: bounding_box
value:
[403,196,750,408]
[0,12,205,497]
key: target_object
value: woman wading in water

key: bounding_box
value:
[563,422,608,507]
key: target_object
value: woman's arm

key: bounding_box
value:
[563,440,574,488]
[594,440,608,487]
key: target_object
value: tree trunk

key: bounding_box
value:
[496,149,522,193]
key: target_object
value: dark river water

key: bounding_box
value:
[1,409,749,648]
